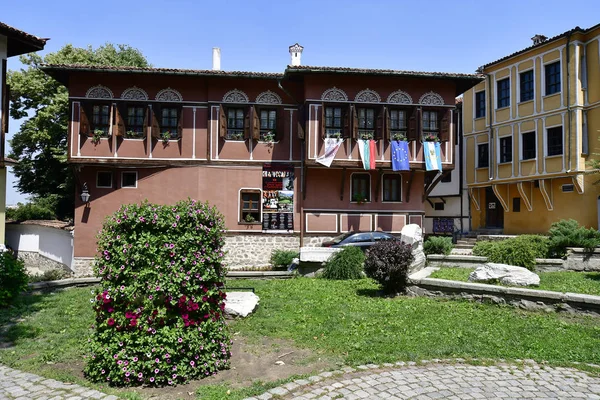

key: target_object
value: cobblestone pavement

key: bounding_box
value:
[245,360,600,399]
[0,365,117,400]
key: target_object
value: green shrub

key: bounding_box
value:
[423,236,453,255]
[270,249,299,270]
[85,199,232,387]
[472,235,549,271]
[322,246,364,280]
[6,201,56,221]
[0,252,28,307]
[364,241,414,294]
[547,219,600,258]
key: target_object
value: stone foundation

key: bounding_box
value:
[72,257,95,277]
[17,251,71,277]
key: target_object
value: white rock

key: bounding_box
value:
[401,224,426,273]
[299,247,342,263]
[275,360,285,365]
[469,263,540,286]
[224,292,260,317]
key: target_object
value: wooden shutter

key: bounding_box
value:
[439,109,450,142]
[320,103,326,139]
[384,107,390,141]
[346,105,355,139]
[177,108,183,138]
[219,105,227,138]
[408,107,417,141]
[375,106,385,140]
[151,106,160,139]
[143,106,149,138]
[80,104,90,136]
[297,105,305,139]
[252,106,260,140]
[114,104,125,137]
[107,103,114,136]
[276,107,286,141]
[244,106,259,140]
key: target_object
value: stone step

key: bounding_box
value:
[456,240,477,245]
[454,244,475,249]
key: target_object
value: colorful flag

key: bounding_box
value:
[316,138,343,167]
[391,140,410,171]
[424,141,441,171]
[434,142,442,171]
[358,139,377,170]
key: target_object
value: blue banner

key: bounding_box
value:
[391,140,410,171]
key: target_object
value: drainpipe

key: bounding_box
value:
[457,108,465,234]
[566,32,572,173]
[486,73,493,181]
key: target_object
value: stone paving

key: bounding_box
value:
[0,365,117,400]
[245,360,600,400]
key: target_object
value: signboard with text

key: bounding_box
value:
[262,164,294,231]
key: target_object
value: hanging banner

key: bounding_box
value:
[262,164,294,231]
[316,138,343,167]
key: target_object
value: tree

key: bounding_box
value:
[8,44,151,219]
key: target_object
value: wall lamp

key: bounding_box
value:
[80,182,91,204]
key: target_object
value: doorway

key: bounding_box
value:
[485,187,504,228]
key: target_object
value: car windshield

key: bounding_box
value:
[330,232,353,244]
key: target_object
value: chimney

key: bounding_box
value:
[531,34,548,46]
[289,43,304,66]
[212,47,221,70]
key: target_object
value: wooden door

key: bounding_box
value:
[485,187,504,228]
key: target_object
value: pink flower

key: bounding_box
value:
[150,377,155,382]
[177,338,183,343]
[190,361,195,366]
[107,318,115,326]
[154,368,159,373]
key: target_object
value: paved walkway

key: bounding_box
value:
[245,360,600,399]
[0,365,116,400]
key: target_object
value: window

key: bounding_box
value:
[382,174,402,202]
[497,78,510,108]
[161,107,179,138]
[92,104,110,135]
[547,126,563,156]
[545,61,561,95]
[96,171,113,188]
[475,91,486,118]
[422,110,439,141]
[325,106,343,138]
[350,233,373,243]
[561,184,574,193]
[434,202,445,211]
[373,232,395,242]
[522,131,536,160]
[121,171,138,188]
[126,106,145,138]
[499,136,512,163]
[389,109,407,139]
[240,190,261,223]
[357,108,375,139]
[478,143,489,168]
[227,108,245,140]
[513,198,521,212]
[259,109,277,141]
[351,173,370,203]
[520,70,534,102]
[441,172,452,183]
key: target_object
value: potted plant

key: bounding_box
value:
[244,213,256,223]
[261,131,276,142]
[91,129,105,145]
[327,131,343,139]
[352,193,368,205]
[359,130,375,140]
[161,131,171,144]
[391,132,408,141]
[228,132,244,141]
[125,130,142,139]
[423,132,440,142]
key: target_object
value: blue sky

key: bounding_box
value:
[3,0,599,204]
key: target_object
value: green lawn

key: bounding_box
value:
[429,267,600,296]
[1,279,600,399]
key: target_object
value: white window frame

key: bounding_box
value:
[474,90,486,119]
[497,135,513,164]
[477,142,489,168]
[518,68,535,103]
[121,171,138,189]
[543,59,562,97]
[96,171,113,189]
[545,124,564,157]
[350,172,371,203]
[381,173,403,203]
[495,76,511,110]
[238,188,262,223]
[519,130,537,161]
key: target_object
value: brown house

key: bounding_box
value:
[42,45,481,273]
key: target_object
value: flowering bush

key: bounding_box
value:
[84,199,232,386]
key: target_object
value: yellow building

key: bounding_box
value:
[463,24,600,234]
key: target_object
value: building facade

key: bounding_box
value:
[463,24,600,234]
[43,47,480,271]
[0,22,47,243]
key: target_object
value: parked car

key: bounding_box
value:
[321,231,400,251]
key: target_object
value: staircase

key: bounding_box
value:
[450,237,477,255]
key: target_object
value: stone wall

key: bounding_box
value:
[18,251,71,276]
[72,257,95,277]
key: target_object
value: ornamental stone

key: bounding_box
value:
[256,90,282,104]
[85,85,113,99]
[418,91,445,105]
[223,89,249,103]
[321,87,348,102]
[387,90,413,104]
[155,88,183,102]
[121,87,149,101]
[354,89,381,103]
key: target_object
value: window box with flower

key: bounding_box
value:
[91,128,107,145]
[358,130,375,140]
[423,132,440,142]
[259,131,276,143]
[390,132,408,141]
[352,193,368,205]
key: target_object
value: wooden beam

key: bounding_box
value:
[374,168,382,202]
[426,198,434,207]
[572,174,584,194]
[423,170,450,202]
[516,182,533,211]
[539,179,554,211]
[468,187,481,211]
[405,170,414,203]
[302,163,307,200]
[492,184,509,212]
[340,167,346,201]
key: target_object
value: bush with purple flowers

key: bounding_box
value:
[84,199,232,386]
